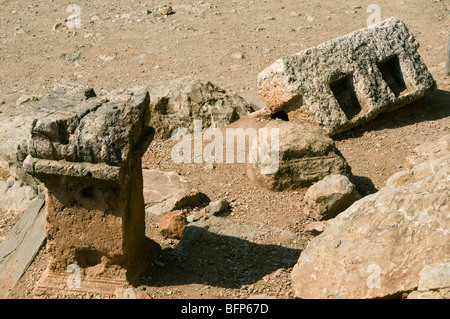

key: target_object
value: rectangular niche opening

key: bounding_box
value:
[377,55,408,98]
[329,73,362,121]
[75,249,102,267]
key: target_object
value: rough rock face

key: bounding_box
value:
[248,120,352,191]
[143,169,200,215]
[147,76,252,138]
[0,177,38,212]
[258,17,436,135]
[291,153,450,299]
[304,174,361,220]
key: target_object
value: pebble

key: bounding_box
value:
[158,6,173,16]
[231,52,245,60]
[99,55,115,62]
[154,260,166,267]
[131,53,147,64]
[68,51,82,62]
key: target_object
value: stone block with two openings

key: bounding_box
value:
[258,17,437,135]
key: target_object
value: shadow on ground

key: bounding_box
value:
[141,227,302,289]
[334,89,450,140]
[353,175,378,197]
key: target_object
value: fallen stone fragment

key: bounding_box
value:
[303,174,361,220]
[147,76,252,138]
[248,120,352,191]
[159,210,187,240]
[158,6,173,16]
[231,52,245,60]
[143,169,200,216]
[205,199,230,216]
[68,50,83,62]
[258,17,436,135]
[291,152,450,299]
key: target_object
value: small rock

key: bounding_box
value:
[16,94,38,106]
[304,221,330,236]
[159,210,187,240]
[68,51,82,62]
[304,174,361,220]
[120,13,132,20]
[158,6,173,16]
[205,199,229,216]
[99,55,115,62]
[231,52,245,60]
[52,22,65,31]
[131,53,147,65]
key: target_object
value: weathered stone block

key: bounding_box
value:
[258,17,436,135]
[248,120,352,191]
[147,76,252,139]
[23,84,160,294]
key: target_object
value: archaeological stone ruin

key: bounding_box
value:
[258,17,437,135]
[21,83,160,293]
[0,14,447,299]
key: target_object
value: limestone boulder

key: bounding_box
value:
[291,153,450,299]
[147,76,252,138]
[248,120,352,191]
[304,174,361,220]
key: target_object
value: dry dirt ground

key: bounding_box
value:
[1,0,449,299]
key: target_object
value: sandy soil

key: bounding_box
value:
[1,0,449,299]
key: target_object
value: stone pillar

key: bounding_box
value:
[23,84,160,295]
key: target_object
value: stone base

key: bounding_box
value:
[33,268,137,298]
[33,238,160,298]
[33,267,131,297]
